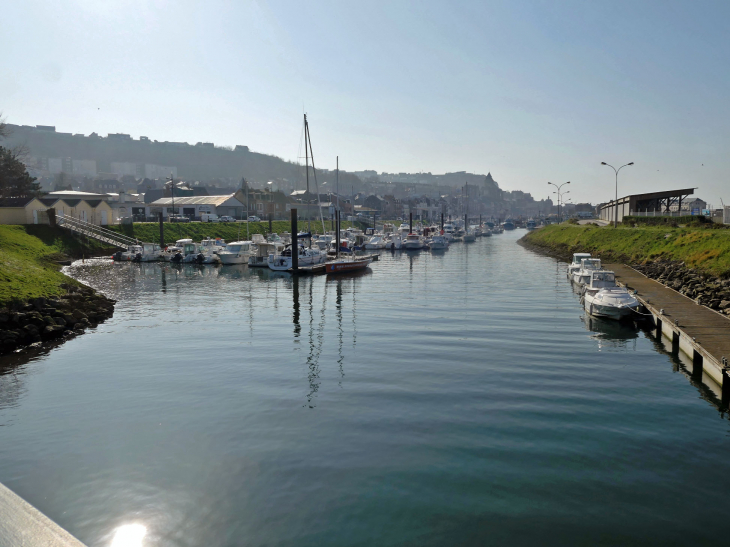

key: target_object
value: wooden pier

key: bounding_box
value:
[608,263,730,395]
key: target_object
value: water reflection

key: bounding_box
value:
[581,314,639,351]
[110,523,146,547]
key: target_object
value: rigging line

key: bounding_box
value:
[305,118,327,235]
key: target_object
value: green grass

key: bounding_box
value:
[107,220,361,243]
[523,224,730,277]
[0,225,99,306]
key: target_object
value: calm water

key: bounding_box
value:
[1,231,729,546]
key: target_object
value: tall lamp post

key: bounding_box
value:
[547,181,570,222]
[601,162,634,228]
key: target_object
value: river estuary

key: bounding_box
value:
[1,230,729,546]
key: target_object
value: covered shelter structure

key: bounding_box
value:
[599,188,696,223]
[147,194,245,221]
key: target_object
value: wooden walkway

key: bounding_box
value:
[607,263,730,388]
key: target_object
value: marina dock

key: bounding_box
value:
[608,263,730,397]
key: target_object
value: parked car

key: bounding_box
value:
[220,216,235,222]
[169,214,190,223]
[201,213,220,223]
[248,215,261,222]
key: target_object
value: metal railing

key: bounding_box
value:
[57,216,140,248]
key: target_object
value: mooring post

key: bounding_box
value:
[692,349,704,380]
[291,208,298,273]
[441,213,444,230]
[671,330,680,356]
[409,211,413,233]
[655,317,663,339]
[722,364,730,407]
[269,213,273,233]
[159,212,164,247]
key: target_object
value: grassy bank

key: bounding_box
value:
[0,225,110,306]
[107,220,360,243]
[522,224,730,278]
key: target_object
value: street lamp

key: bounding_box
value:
[601,162,634,228]
[548,181,570,222]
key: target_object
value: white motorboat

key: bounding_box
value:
[218,241,253,265]
[572,258,602,285]
[567,253,592,278]
[115,243,163,262]
[463,228,476,243]
[249,241,283,267]
[403,233,425,249]
[582,270,640,320]
[268,243,326,271]
[429,235,448,250]
[200,237,226,254]
[364,235,387,250]
[386,233,403,250]
[314,234,334,250]
[442,223,456,242]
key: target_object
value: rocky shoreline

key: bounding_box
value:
[0,284,115,356]
[631,260,730,315]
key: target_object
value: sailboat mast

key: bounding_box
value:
[304,114,310,236]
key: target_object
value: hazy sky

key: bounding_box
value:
[2,0,729,205]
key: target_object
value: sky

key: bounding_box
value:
[2,0,729,206]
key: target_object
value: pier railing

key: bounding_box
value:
[57,216,139,249]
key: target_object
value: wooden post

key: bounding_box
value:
[441,213,444,230]
[269,213,272,233]
[671,330,680,356]
[159,212,165,247]
[655,318,662,339]
[722,365,730,407]
[409,211,413,233]
[692,350,704,379]
[291,208,298,273]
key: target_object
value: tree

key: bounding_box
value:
[0,114,41,198]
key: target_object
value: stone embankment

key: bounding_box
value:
[0,284,115,355]
[631,260,730,315]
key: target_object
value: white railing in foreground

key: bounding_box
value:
[57,216,139,248]
[0,482,87,546]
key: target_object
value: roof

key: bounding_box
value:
[47,191,110,198]
[39,198,59,206]
[148,194,243,207]
[600,188,696,210]
[0,197,34,207]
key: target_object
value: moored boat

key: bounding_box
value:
[582,270,640,320]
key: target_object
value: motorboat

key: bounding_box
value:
[526,219,537,230]
[567,253,592,278]
[314,234,334,250]
[114,243,163,262]
[218,241,253,265]
[249,241,284,267]
[268,243,326,271]
[387,233,403,250]
[502,218,515,230]
[582,270,640,320]
[403,233,425,250]
[571,258,602,285]
[463,228,476,242]
[429,235,448,250]
[363,235,387,250]
[200,237,226,253]
[325,255,373,274]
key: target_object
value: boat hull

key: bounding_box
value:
[325,259,372,274]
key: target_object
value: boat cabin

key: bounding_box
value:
[589,271,617,289]
[580,258,602,271]
[571,253,592,265]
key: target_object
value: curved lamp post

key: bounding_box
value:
[548,181,570,222]
[601,162,634,227]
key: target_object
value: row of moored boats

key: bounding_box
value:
[566,253,641,320]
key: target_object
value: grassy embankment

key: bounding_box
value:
[522,224,730,278]
[107,220,360,243]
[0,225,109,306]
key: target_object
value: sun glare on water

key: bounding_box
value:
[111,524,147,547]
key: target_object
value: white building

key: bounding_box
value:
[147,194,245,220]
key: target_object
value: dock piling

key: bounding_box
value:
[291,208,298,273]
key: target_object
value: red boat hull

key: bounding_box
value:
[325,259,371,274]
